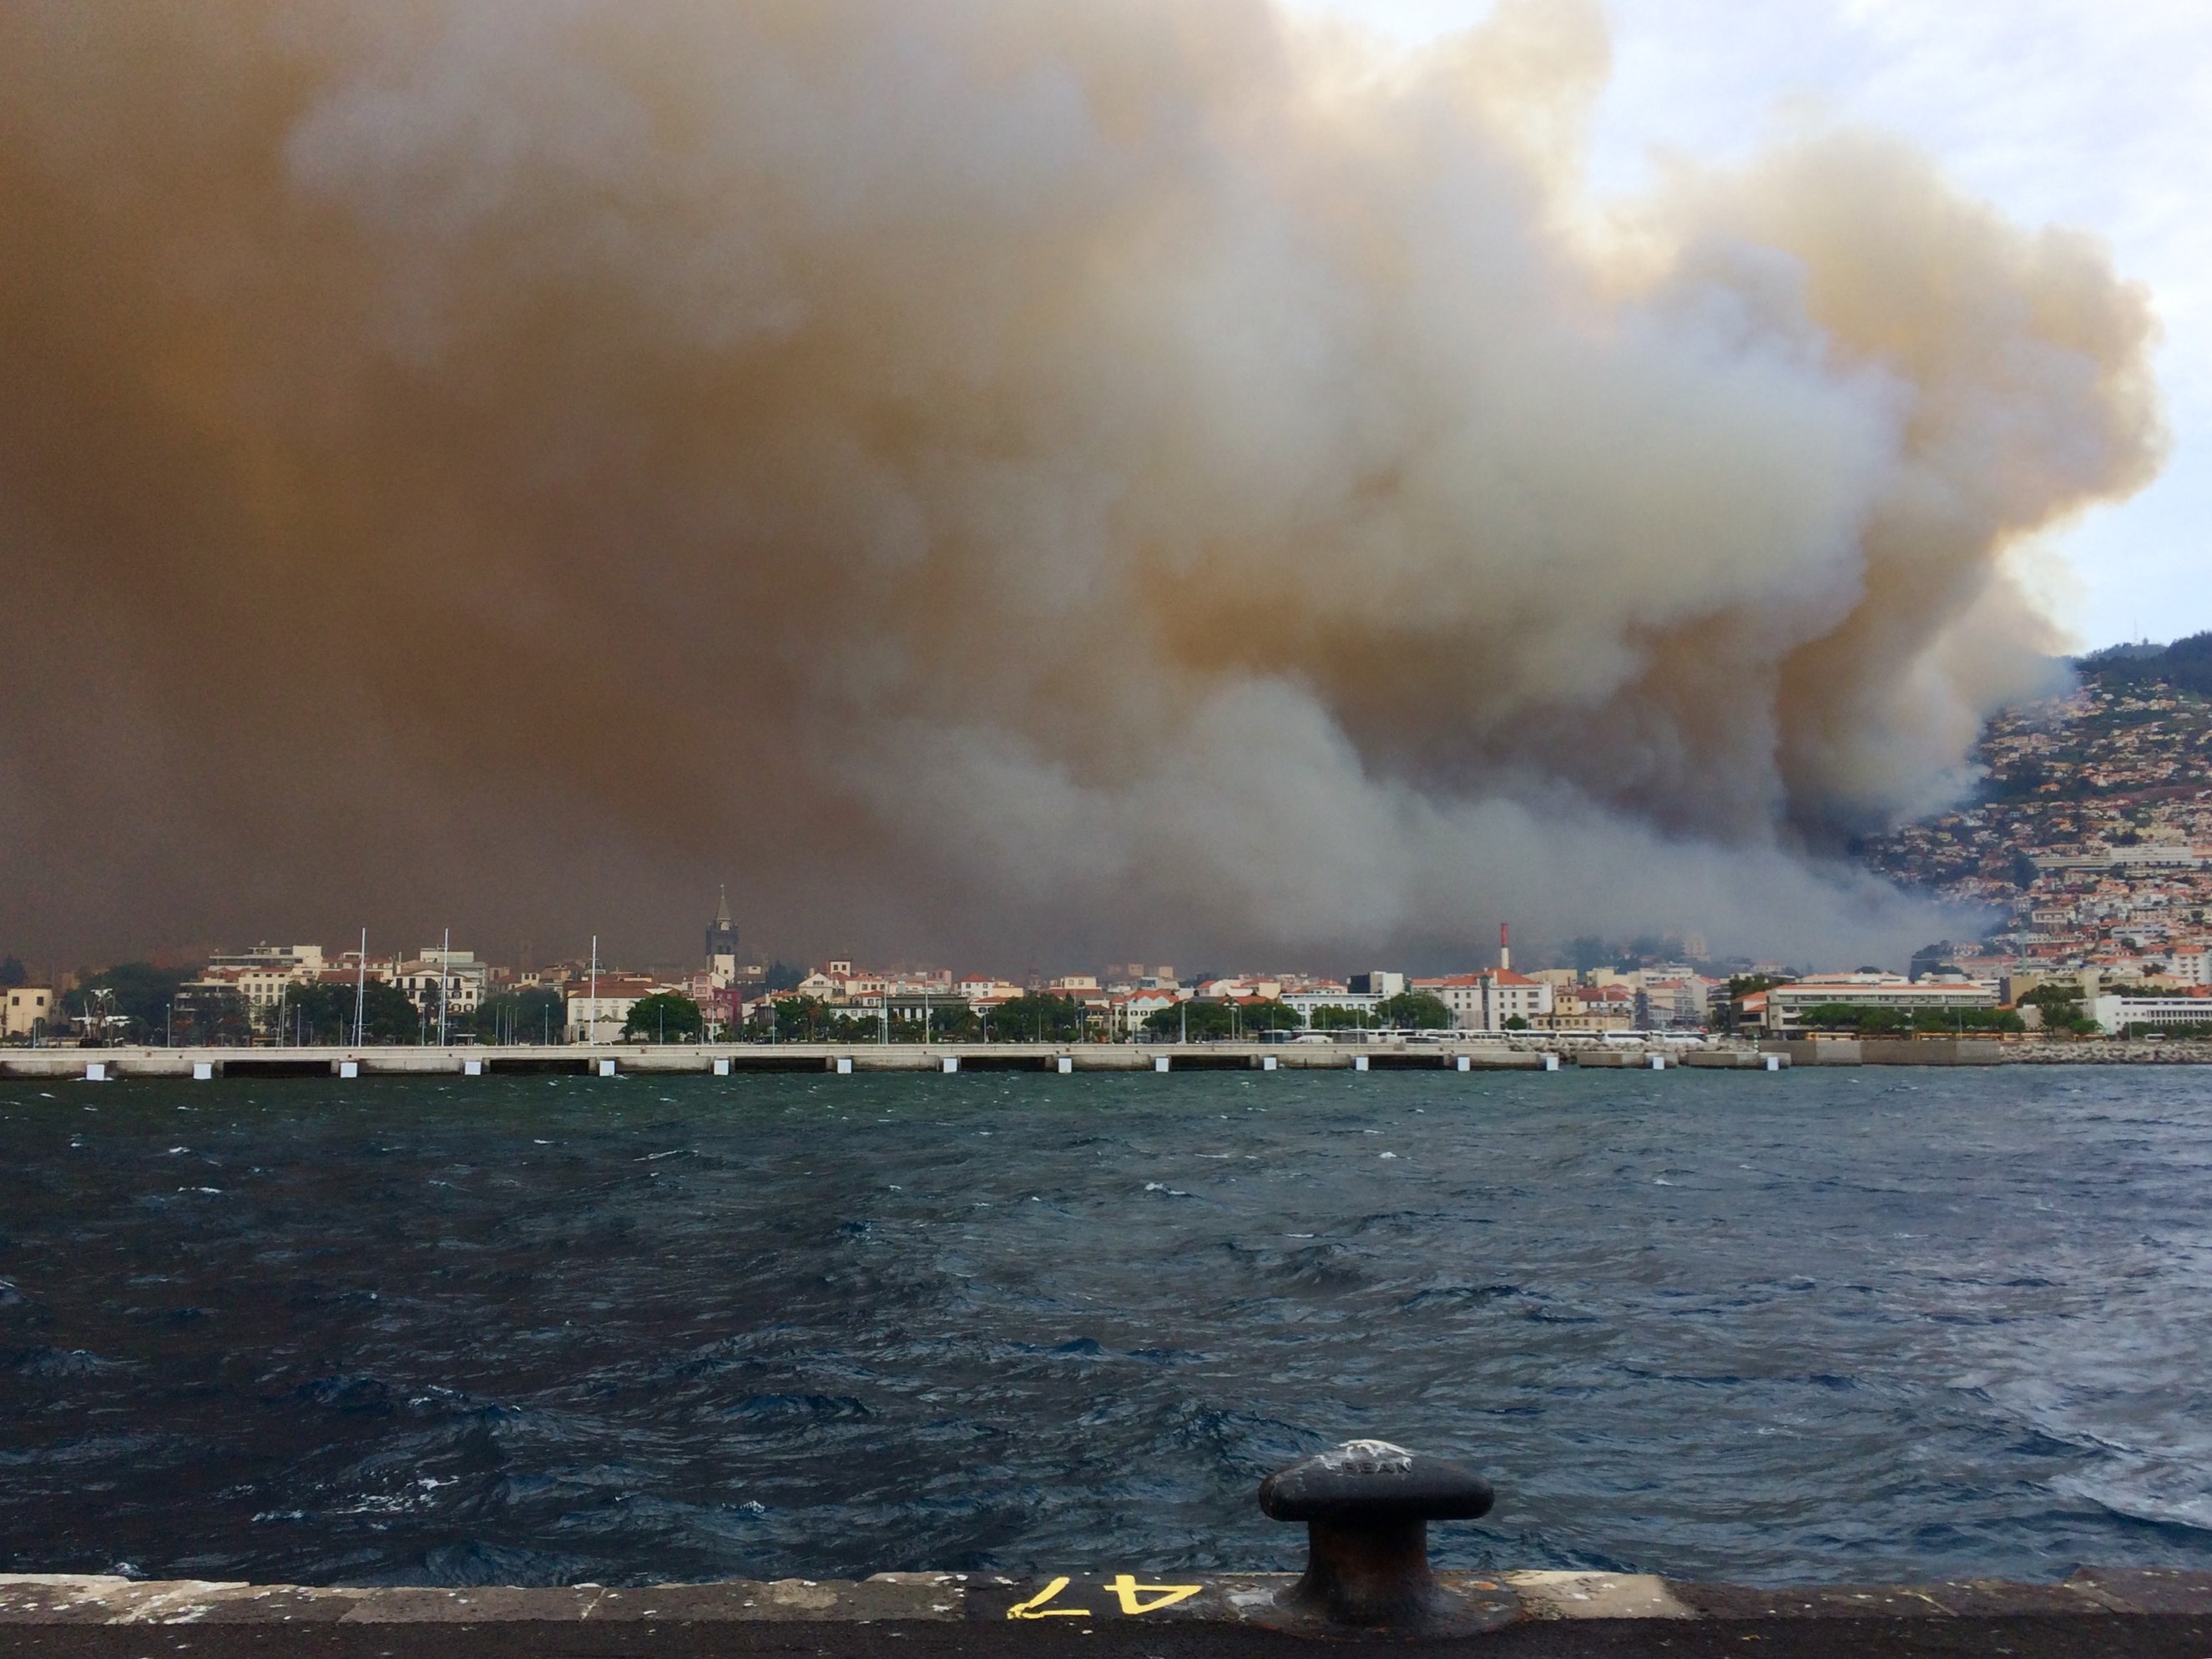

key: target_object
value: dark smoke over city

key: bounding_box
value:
[0,0,2164,968]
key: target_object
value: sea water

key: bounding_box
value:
[2,1066,2208,1587]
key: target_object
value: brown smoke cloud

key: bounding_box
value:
[0,0,2164,970]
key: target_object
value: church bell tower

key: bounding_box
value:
[705,887,740,986]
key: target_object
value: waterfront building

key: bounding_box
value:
[565,975,658,1042]
[3,985,53,1040]
[800,965,880,1002]
[204,943,326,976]
[1194,976,1284,1004]
[2088,991,2212,1034]
[183,944,331,1023]
[1280,984,1379,1023]
[1044,976,1114,1012]
[1416,970,1555,1031]
[1108,988,1184,1036]
[1761,972,1996,1034]
[394,946,489,1017]
[674,971,737,1036]
[1537,982,1634,1031]
[1637,976,1715,1029]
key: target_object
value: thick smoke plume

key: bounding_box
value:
[0,0,2164,969]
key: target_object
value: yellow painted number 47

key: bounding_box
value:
[1006,1575,1204,1620]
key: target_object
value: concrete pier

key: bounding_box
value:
[12,1035,2206,1080]
[0,1040,1779,1081]
[3,1568,2205,1656]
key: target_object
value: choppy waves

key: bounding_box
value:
[3,1067,2210,1586]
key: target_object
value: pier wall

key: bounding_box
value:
[3,1039,1730,1080]
[9,1036,2208,1082]
[3,1567,2209,1658]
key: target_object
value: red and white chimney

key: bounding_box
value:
[1499,921,1511,973]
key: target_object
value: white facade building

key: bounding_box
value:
[1763,973,1996,1033]
[565,981,656,1042]
[1281,987,1380,1024]
[1418,971,1555,1031]
[396,947,490,1017]
[2089,994,2212,1034]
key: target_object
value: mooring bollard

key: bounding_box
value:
[1257,1440,1512,1633]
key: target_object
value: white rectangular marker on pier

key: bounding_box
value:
[1154,1056,1170,1072]
[339,1061,358,1079]
[1056,1056,1073,1073]
[1765,1053,1781,1071]
[83,1062,107,1082]
[1456,1055,1471,1072]
[941,1056,959,1073]
[713,1057,730,1077]
[464,1059,482,1077]
[597,1059,617,1077]
[1261,1055,1277,1071]
[192,1062,214,1081]
[1648,1054,1664,1070]
[1543,1053,1560,1072]
[1353,1055,1369,1072]
[836,1056,853,1075]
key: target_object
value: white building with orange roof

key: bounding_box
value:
[1414,968,1554,1031]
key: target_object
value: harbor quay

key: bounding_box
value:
[12,1036,2212,1082]
[0,1039,1771,1081]
[4,1567,2209,1656]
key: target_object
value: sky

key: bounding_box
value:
[1299,0,2211,650]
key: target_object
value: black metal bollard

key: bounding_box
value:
[1258,1440,1506,1632]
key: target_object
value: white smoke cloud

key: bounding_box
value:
[0,0,2163,968]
